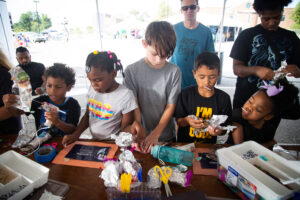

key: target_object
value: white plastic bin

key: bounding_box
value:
[217,141,300,200]
[0,150,49,199]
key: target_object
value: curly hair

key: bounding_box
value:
[85,51,124,77]
[261,78,300,117]
[253,0,292,13]
[45,63,76,87]
[145,21,177,59]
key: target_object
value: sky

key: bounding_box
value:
[6,0,299,30]
[6,0,168,28]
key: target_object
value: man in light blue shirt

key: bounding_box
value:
[170,0,215,89]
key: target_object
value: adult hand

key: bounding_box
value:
[141,131,160,153]
[3,94,18,108]
[255,66,275,80]
[186,116,206,129]
[280,64,300,78]
[2,94,24,115]
[208,125,223,136]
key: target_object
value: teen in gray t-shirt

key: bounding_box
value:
[124,58,181,142]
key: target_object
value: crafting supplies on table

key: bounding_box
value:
[0,150,49,200]
[217,141,300,200]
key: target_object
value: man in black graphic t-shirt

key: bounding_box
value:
[230,0,300,109]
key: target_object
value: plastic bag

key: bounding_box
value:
[12,115,36,148]
[9,66,32,112]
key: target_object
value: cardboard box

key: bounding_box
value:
[0,150,49,200]
[217,141,300,200]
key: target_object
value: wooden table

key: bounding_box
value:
[0,134,241,200]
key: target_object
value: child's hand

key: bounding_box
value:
[62,134,79,148]
[141,131,160,153]
[130,121,146,143]
[44,109,59,126]
[131,142,143,152]
[2,94,24,115]
[186,116,206,129]
[208,125,223,136]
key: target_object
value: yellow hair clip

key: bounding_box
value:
[93,50,99,55]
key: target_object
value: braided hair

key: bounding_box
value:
[85,50,124,77]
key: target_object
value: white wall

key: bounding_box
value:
[0,0,16,64]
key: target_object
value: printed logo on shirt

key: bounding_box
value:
[178,37,199,61]
[88,98,114,120]
[248,34,292,87]
[189,106,212,139]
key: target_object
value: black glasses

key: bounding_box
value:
[181,4,197,11]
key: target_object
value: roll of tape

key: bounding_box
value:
[34,146,56,163]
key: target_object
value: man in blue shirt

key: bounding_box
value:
[171,0,215,89]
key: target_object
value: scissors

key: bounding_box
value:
[154,165,172,197]
[44,142,57,149]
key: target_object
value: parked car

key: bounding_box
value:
[34,34,46,43]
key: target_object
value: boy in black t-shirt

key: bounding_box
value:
[3,63,81,136]
[175,52,232,143]
[230,0,300,109]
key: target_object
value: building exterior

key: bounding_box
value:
[0,0,15,63]
[200,1,296,30]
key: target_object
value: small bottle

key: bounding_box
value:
[151,145,194,166]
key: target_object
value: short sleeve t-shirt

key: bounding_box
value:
[20,62,45,95]
[175,86,232,143]
[170,22,215,89]
[230,25,300,109]
[31,95,81,135]
[87,84,137,140]
[124,59,181,142]
[226,108,279,144]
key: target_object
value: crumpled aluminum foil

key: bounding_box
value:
[167,166,190,187]
[119,150,136,163]
[273,61,287,81]
[147,167,162,189]
[188,114,236,134]
[147,165,191,189]
[121,160,142,179]
[111,132,133,148]
[100,161,121,187]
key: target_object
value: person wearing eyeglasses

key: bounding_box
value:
[170,0,215,90]
[230,0,300,110]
